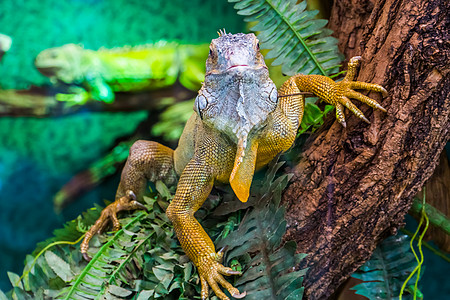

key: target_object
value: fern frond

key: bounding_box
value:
[351,234,423,300]
[9,162,307,300]
[60,212,147,300]
[229,0,344,76]
[217,160,307,300]
[9,195,200,300]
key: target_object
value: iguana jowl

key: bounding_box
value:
[81,32,387,299]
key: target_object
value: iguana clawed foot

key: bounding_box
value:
[332,56,388,127]
[80,190,147,261]
[283,56,387,128]
[198,250,246,300]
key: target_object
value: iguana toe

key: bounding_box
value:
[80,190,147,261]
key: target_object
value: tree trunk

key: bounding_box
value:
[282,0,450,299]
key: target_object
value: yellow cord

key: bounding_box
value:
[399,188,428,300]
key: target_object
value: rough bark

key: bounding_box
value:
[282,0,450,299]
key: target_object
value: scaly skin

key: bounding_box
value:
[80,33,387,299]
[34,43,208,103]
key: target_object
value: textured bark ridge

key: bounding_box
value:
[282,0,450,299]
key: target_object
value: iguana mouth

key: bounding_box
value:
[226,64,268,71]
[227,64,249,70]
[36,66,60,77]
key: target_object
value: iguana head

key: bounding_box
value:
[194,32,278,202]
[35,44,86,84]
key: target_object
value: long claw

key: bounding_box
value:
[344,56,361,81]
[130,200,149,213]
[219,266,242,276]
[232,291,247,299]
[215,273,244,299]
[341,96,370,124]
[346,89,387,113]
[82,252,92,262]
[197,250,244,299]
[335,103,347,128]
[349,81,388,98]
[126,190,136,200]
[215,246,228,263]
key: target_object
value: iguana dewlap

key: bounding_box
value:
[81,32,387,300]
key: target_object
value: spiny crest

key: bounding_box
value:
[97,41,173,53]
[217,28,228,37]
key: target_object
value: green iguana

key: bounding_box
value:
[80,32,387,299]
[34,42,208,104]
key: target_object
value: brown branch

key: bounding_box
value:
[282,0,450,299]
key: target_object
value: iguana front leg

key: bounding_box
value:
[80,140,177,260]
[281,56,387,127]
[56,77,114,104]
[166,130,246,300]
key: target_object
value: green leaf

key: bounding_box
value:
[298,103,334,135]
[155,180,173,200]
[106,285,132,298]
[12,154,306,300]
[136,290,154,300]
[151,99,195,141]
[0,289,9,300]
[7,272,22,289]
[44,251,75,282]
[152,267,174,290]
[229,0,343,76]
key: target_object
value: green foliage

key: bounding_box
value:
[351,234,424,300]
[298,102,334,135]
[7,194,201,300]
[5,159,306,300]
[228,0,343,76]
[152,99,195,141]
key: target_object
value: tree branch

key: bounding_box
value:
[282,0,450,298]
